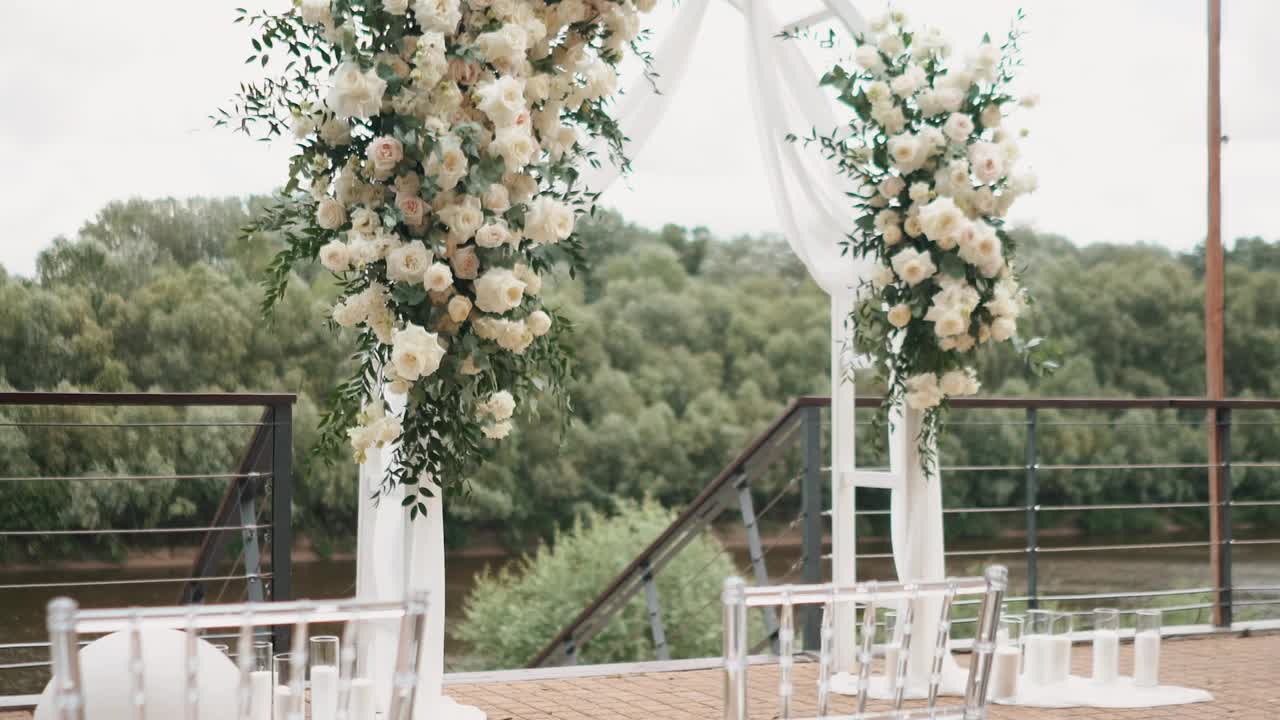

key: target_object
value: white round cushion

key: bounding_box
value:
[34,628,239,720]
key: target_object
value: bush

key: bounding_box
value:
[454,498,737,669]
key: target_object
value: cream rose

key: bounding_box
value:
[316,198,347,230]
[887,304,912,328]
[527,310,552,336]
[523,196,574,245]
[447,295,473,322]
[474,268,527,314]
[319,240,352,272]
[386,240,431,283]
[475,221,511,249]
[424,262,453,292]
[890,247,937,287]
[391,322,446,381]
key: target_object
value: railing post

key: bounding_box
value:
[1216,407,1233,627]
[801,406,823,650]
[640,559,671,661]
[270,401,293,653]
[1024,408,1039,610]
[736,473,779,648]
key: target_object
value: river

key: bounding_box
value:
[1,537,1276,695]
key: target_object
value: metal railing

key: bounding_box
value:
[527,395,1280,668]
[0,391,295,694]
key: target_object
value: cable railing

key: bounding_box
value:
[527,395,1280,668]
[0,391,295,698]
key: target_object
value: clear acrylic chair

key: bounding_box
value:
[45,592,430,720]
[723,565,1007,720]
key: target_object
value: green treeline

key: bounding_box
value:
[0,197,1277,562]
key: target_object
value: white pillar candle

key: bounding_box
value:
[989,645,1020,700]
[272,685,292,720]
[349,677,375,720]
[1092,630,1119,684]
[1022,635,1054,685]
[250,670,273,720]
[1134,630,1161,687]
[310,665,339,720]
[1049,635,1072,682]
[883,645,900,691]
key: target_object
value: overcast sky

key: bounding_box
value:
[2,0,1276,277]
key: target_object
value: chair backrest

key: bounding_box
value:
[723,565,1007,720]
[45,593,429,720]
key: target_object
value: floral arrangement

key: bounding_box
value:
[220,0,655,515]
[803,9,1051,459]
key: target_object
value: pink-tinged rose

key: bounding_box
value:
[447,57,480,86]
[397,193,427,226]
[450,246,480,280]
[366,136,404,174]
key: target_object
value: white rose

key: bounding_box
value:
[958,222,1003,274]
[474,268,527,314]
[871,103,907,135]
[972,187,996,215]
[475,75,526,127]
[326,62,387,120]
[890,247,937,287]
[887,304,912,328]
[391,323,446,381]
[583,62,618,99]
[475,221,511,249]
[523,196,575,245]
[877,33,904,56]
[878,176,905,200]
[386,240,431,283]
[968,142,1006,185]
[905,373,944,411]
[490,125,538,172]
[991,316,1017,342]
[918,125,946,155]
[318,240,352,272]
[882,224,903,245]
[980,104,1002,129]
[482,183,511,212]
[886,133,923,173]
[513,263,542,294]
[527,309,552,336]
[481,390,516,421]
[854,44,884,74]
[441,196,484,240]
[424,262,453,292]
[477,24,529,69]
[936,86,964,113]
[320,117,351,145]
[411,0,461,33]
[890,64,926,98]
[904,215,923,238]
[908,182,932,204]
[943,113,975,144]
[917,89,944,117]
[919,196,965,247]
[332,297,364,328]
[366,136,404,174]
[316,198,347,230]
[350,207,379,236]
[865,81,892,106]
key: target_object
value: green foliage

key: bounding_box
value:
[1,197,1278,563]
[454,498,737,668]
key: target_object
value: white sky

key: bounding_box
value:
[2,0,1277,277]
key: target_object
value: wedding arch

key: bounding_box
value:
[352,0,970,715]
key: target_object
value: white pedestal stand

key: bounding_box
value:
[355,398,485,720]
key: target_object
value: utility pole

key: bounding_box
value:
[1205,0,1227,628]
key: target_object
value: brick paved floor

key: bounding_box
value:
[4,632,1276,719]
[445,632,1279,720]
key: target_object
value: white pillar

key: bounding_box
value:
[829,290,858,673]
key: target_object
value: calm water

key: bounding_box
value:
[2,539,1276,694]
